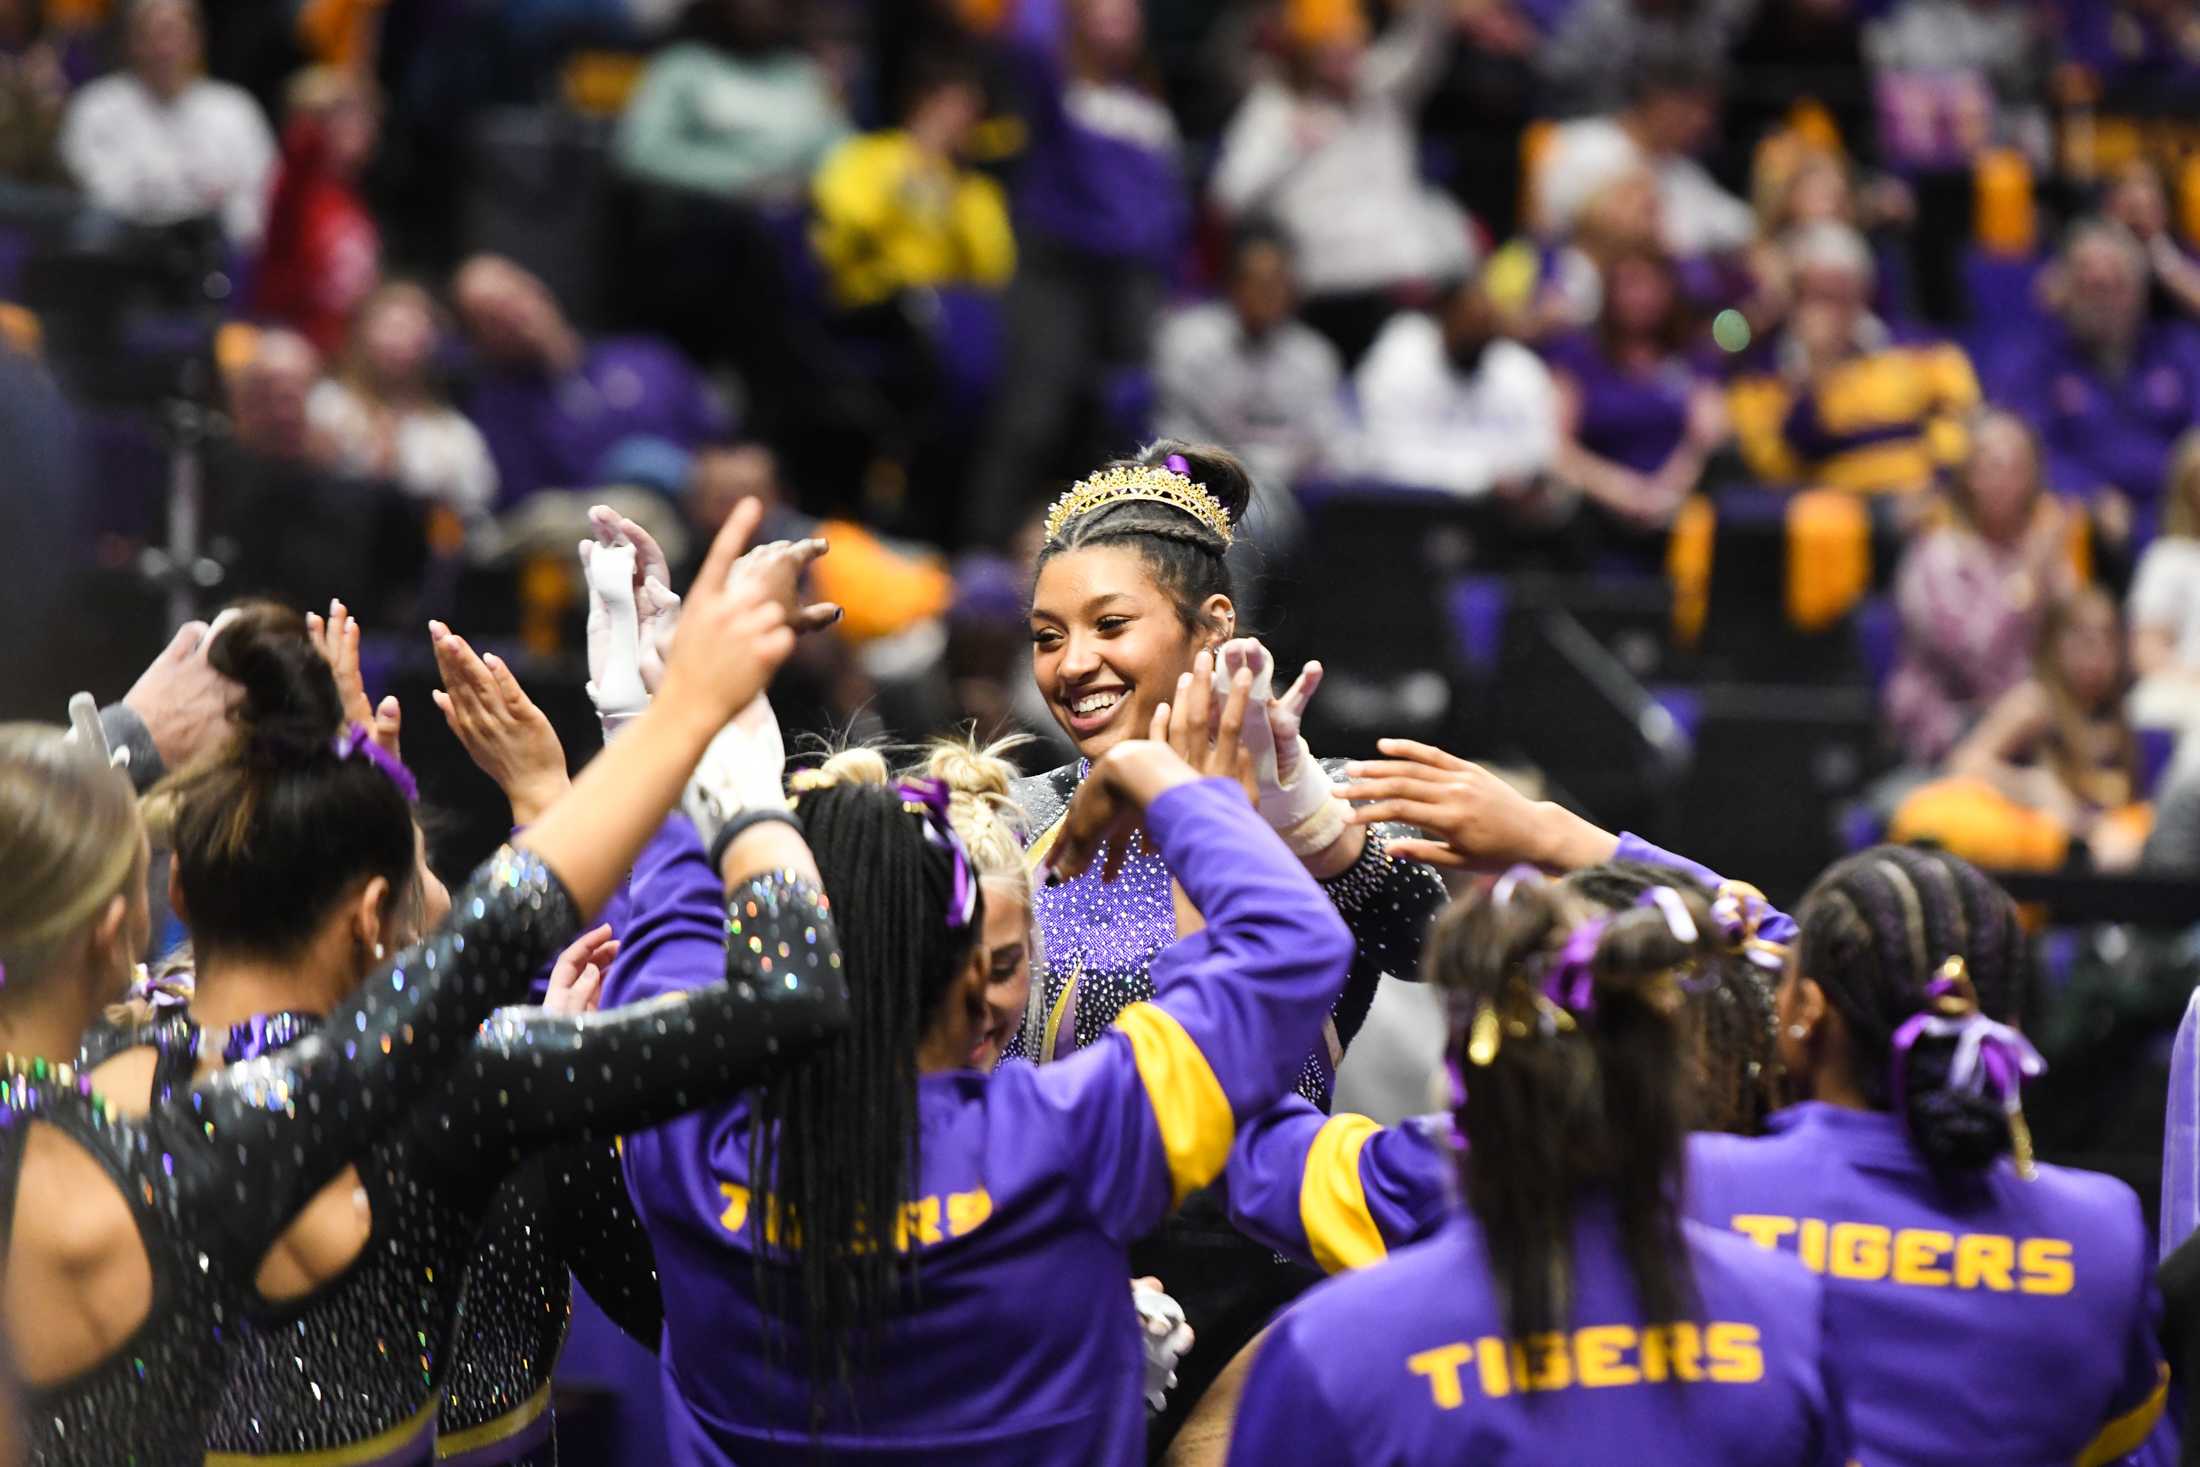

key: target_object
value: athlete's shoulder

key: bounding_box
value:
[1011,763,1078,837]
[2019,1160,2148,1239]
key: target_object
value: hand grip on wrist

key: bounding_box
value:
[1216,640,1343,855]
[682,696,789,852]
[581,539,649,733]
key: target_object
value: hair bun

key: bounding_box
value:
[205,602,345,767]
[1136,439,1253,529]
[923,736,1024,807]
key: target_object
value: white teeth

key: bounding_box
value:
[1072,692,1122,716]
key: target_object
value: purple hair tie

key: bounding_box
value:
[333,722,419,804]
[1542,916,1608,1017]
[1888,967,2046,1165]
[1164,453,1191,477]
[896,777,978,931]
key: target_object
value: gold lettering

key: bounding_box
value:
[1705,1323,1764,1384]
[1891,1229,1952,1287]
[946,1187,992,1237]
[1474,1337,1512,1399]
[1729,1214,1798,1251]
[1574,1326,1639,1388]
[2019,1238,2075,1295]
[718,1182,749,1235]
[1641,1323,1703,1383]
[1524,1333,1572,1392]
[1829,1223,1891,1281]
[1408,1343,1474,1410]
[1954,1233,2016,1291]
[1797,1218,1828,1273]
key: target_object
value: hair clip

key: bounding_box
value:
[332,723,419,804]
[1466,1000,1502,1067]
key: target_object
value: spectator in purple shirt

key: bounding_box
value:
[1993,218,2200,552]
[963,0,1187,546]
[1546,244,1729,565]
[451,253,730,508]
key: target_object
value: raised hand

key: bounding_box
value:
[307,598,402,756]
[429,621,571,826]
[579,537,648,729]
[1337,738,1616,871]
[121,609,244,771]
[1214,638,1336,840]
[654,498,800,732]
[587,505,683,693]
[729,537,842,636]
[542,923,618,1016]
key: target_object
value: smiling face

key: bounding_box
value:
[969,883,1031,1071]
[1030,545,1226,760]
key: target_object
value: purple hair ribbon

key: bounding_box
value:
[126,968,190,1013]
[896,777,978,931]
[1888,974,2046,1123]
[1541,916,1608,1017]
[333,723,419,804]
[1164,453,1190,477]
[1710,881,1788,972]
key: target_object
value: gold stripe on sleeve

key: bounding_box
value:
[1113,1002,1234,1206]
[2076,1361,2170,1467]
[1298,1113,1389,1275]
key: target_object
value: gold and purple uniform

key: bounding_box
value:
[611,779,1354,1464]
[1689,1104,2167,1466]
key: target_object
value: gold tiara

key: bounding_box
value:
[1043,464,1234,547]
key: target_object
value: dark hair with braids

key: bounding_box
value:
[1429,876,1717,1345]
[151,601,419,962]
[1794,844,2034,1172]
[1564,861,1781,1135]
[1032,439,1252,636]
[742,757,985,1428]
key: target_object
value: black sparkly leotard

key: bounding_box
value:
[0,846,579,1467]
[146,870,844,1465]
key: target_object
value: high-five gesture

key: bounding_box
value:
[1337,738,1617,871]
[1047,654,1255,886]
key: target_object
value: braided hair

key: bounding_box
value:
[1564,861,1781,1136]
[1430,875,1720,1344]
[1033,439,1252,636]
[743,751,985,1428]
[1794,845,2034,1172]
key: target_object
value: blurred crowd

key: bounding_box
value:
[9,0,2200,873]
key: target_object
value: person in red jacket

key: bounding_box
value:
[252,66,379,355]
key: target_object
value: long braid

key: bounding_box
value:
[743,776,981,1429]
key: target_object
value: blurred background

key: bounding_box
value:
[4,0,2200,1300]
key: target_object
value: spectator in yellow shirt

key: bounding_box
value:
[1728,220,1978,496]
[810,54,1015,311]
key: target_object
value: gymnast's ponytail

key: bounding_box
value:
[1795,846,2038,1175]
[1429,872,1717,1344]
[152,602,418,962]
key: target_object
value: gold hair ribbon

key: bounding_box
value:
[1043,464,1235,547]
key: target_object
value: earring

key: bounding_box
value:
[1786,1024,1808,1040]
[374,943,387,962]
